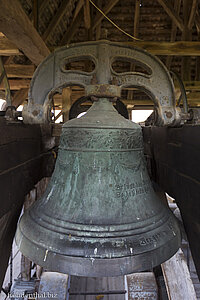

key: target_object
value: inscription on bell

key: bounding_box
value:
[115,181,151,200]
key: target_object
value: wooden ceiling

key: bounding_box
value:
[0,0,200,110]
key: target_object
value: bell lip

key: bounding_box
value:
[15,226,181,277]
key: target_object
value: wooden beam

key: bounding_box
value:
[0,79,30,90]
[0,0,50,66]
[62,87,72,122]
[182,0,192,81]
[92,0,120,30]
[166,0,181,69]
[161,249,197,300]
[95,0,102,40]
[73,0,84,21]
[128,0,140,101]
[84,0,91,29]
[61,9,84,45]
[156,0,184,31]
[42,0,73,42]
[0,35,22,56]
[134,0,140,38]
[188,0,198,30]
[33,0,39,30]
[125,41,200,56]
[5,65,34,78]
[12,88,28,108]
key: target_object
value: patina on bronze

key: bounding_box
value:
[16,41,181,277]
[16,97,181,276]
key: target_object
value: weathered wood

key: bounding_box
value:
[73,0,84,21]
[42,0,72,42]
[84,0,91,29]
[4,64,34,78]
[125,272,158,299]
[61,9,84,45]
[182,0,192,81]
[0,0,50,65]
[33,0,39,30]
[128,0,140,101]
[95,0,102,40]
[188,0,198,30]
[92,0,120,30]
[12,88,28,108]
[161,249,197,300]
[0,35,22,56]
[0,79,30,90]
[166,0,181,69]
[125,41,200,56]
[62,87,72,122]
[156,0,184,31]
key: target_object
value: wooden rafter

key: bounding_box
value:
[92,0,120,30]
[188,0,198,30]
[12,88,28,108]
[0,0,50,66]
[156,0,184,31]
[84,0,91,29]
[182,0,192,81]
[128,0,140,101]
[29,0,49,20]
[61,9,84,45]
[42,0,73,42]
[166,0,181,69]
[95,0,102,40]
[0,35,22,56]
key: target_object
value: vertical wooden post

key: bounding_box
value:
[127,0,140,101]
[182,0,192,81]
[62,87,72,122]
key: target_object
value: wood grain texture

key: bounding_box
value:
[0,0,50,65]
[162,249,197,300]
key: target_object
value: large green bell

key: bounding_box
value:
[16,97,181,277]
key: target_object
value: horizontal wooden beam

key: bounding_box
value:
[0,79,30,90]
[5,64,34,78]
[0,35,22,56]
[125,41,200,56]
[0,0,50,65]
[52,42,200,56]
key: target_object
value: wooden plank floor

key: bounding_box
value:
[69,276,125,300]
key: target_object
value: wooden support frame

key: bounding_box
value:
[156,0,184,31]
[161,249,197,299]
[92,0,120,30]
[166,0,181,69]
[0,35,22,56]
[42,0,74,42]
[0,0,50,65]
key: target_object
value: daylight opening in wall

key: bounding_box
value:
[77,112,87,118]
[54,110,63,123]
[0,99,6,111]
[131,110,153,123]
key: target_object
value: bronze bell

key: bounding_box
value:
[16,97,181,277]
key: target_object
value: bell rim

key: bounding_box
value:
[16,226,181,277]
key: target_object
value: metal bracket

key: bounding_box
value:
[23,40,181,126]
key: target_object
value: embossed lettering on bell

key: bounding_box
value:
[16,41,181,277]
